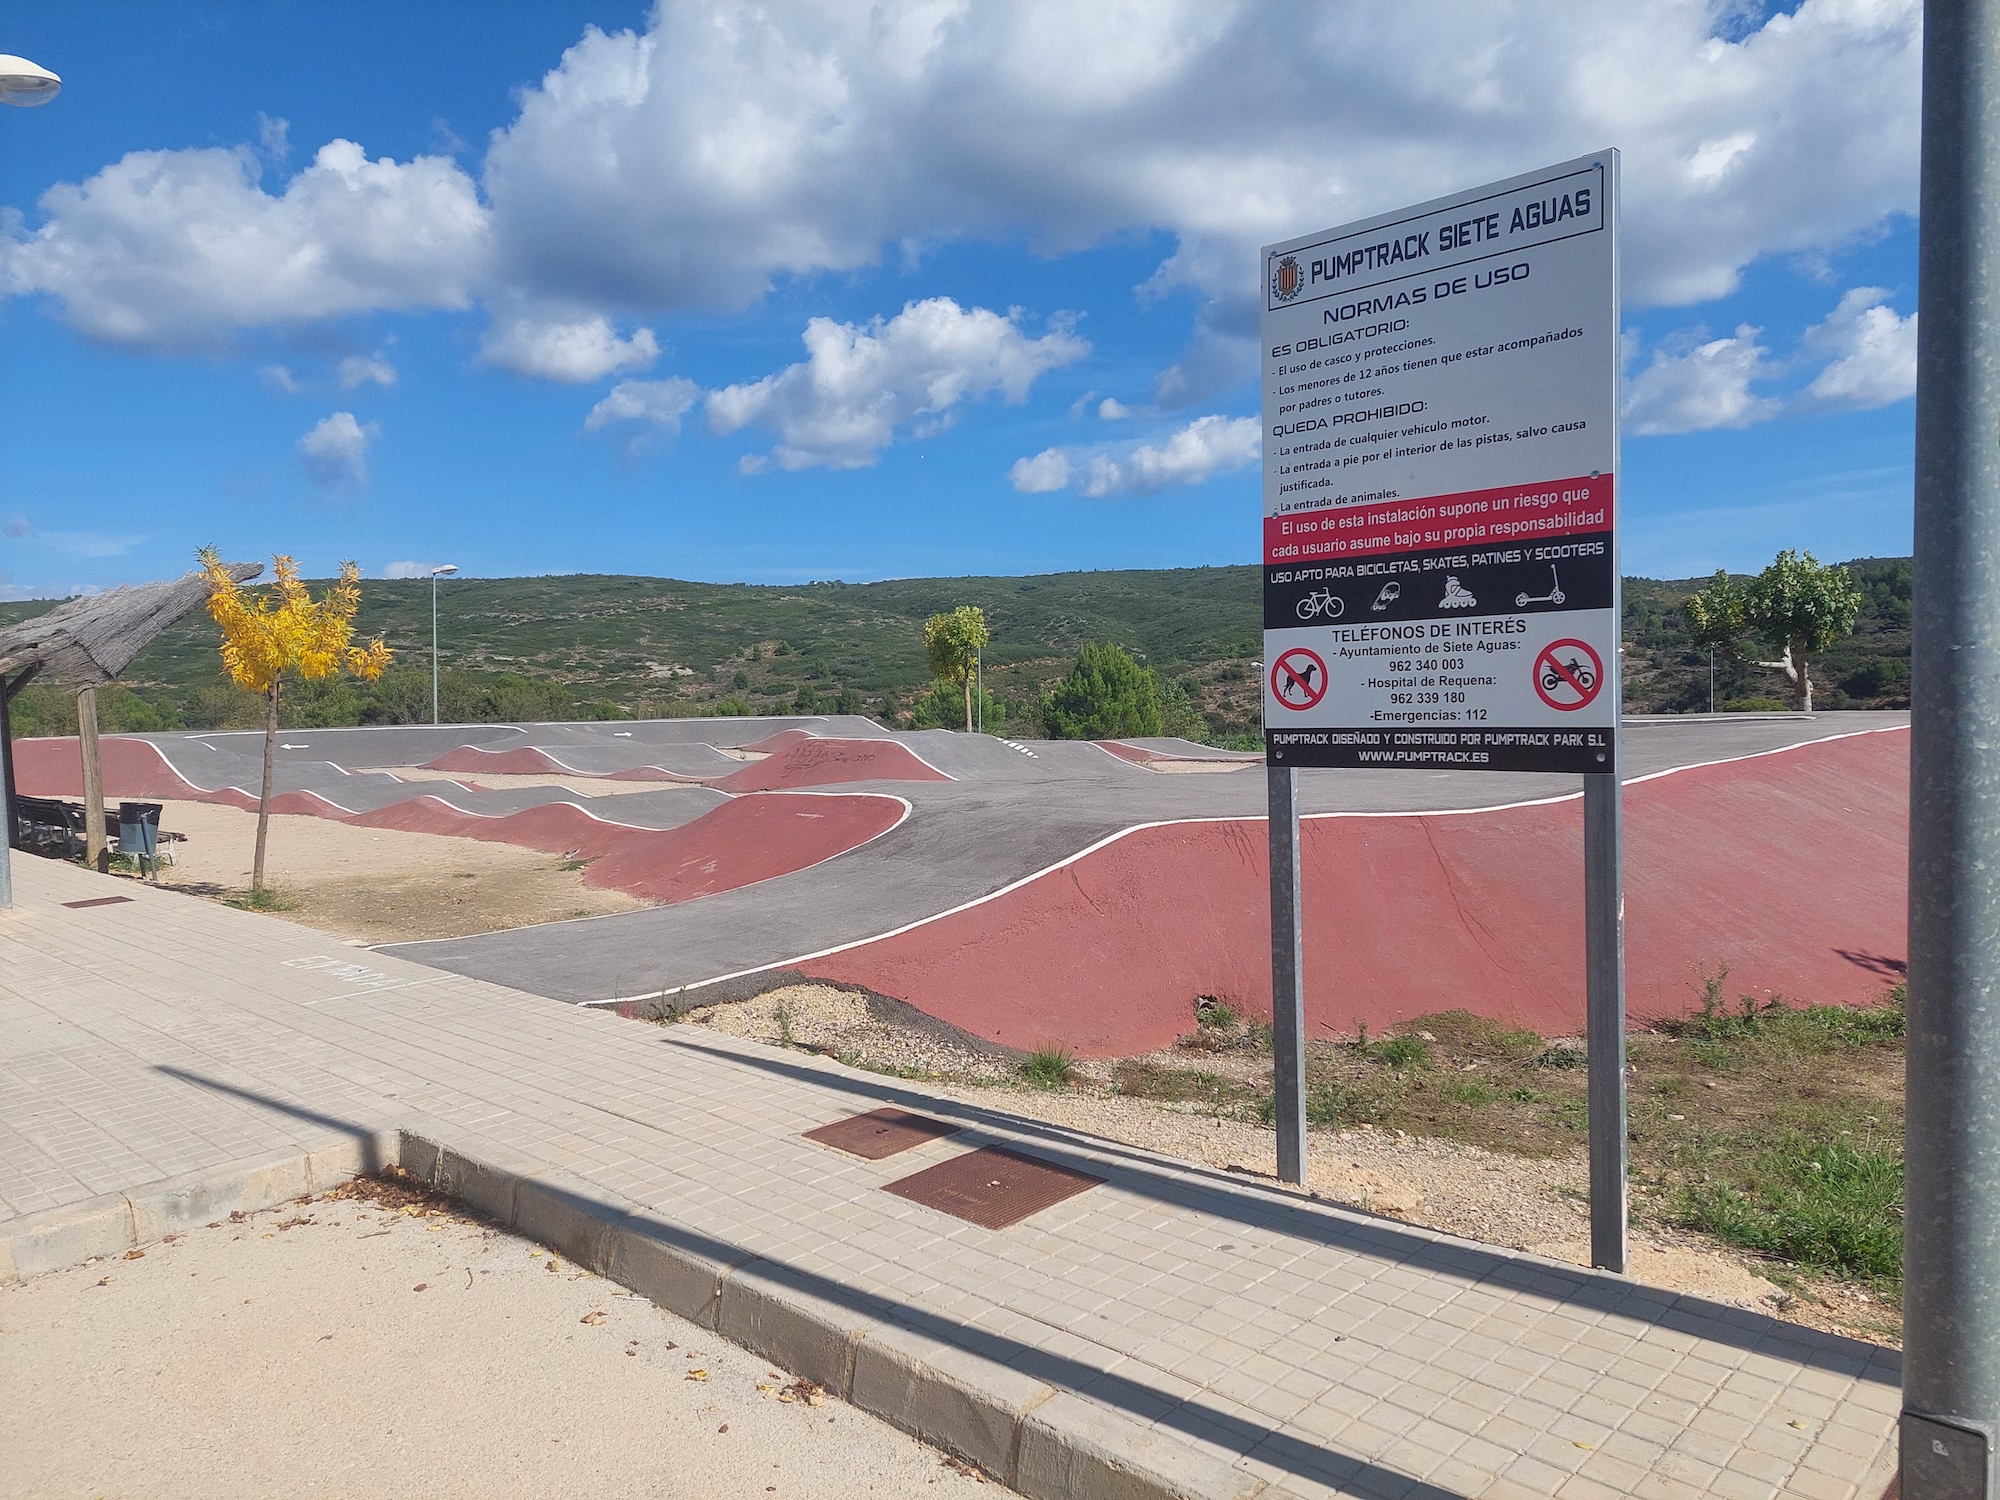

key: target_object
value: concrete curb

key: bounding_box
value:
[0,1130,396,1284]
[4,1129,1263,1499]
[389,1132,1261,1500]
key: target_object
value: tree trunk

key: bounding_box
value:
[962,671,973,732]
[1798,649,1815,713]
[252,681,279,892]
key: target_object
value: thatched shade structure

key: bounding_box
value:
[0,562,262,869]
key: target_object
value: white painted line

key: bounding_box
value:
[581,721,1910,1009]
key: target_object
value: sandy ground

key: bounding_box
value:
[358,765,704,796]
[683,985,1898,1343]
[0,1184,998,1500]
[143,798,646,944]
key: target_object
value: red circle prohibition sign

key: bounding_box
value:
[1271,647,1329,710]
[1533,638,1605,711]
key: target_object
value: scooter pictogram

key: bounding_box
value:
[1516,566,1567,608]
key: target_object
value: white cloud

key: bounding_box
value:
[257,363,305,394]
[1799,286,1917,410]
[706,298,1086,470]
[478,0,1920,394]
[1624,284,1918,434]
[1009,448,1073,493]
[1012,413,1258,497]
[36,531,143,559]
[1623,326,1783,436]
[1098,397,1132,421]
[298,411,379,489]
[1,2,1921,391]
[255,112,290,164]
[3,513,28,539]
[338,351,397,389]
[479,307,659,382]
[382,560,429,579]
[585,376,701,433]
[1,139,488,349]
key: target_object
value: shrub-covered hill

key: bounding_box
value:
[1,558,1911,740]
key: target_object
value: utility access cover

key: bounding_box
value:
[882,1146,1103,1230]
[803,1107,961,1160]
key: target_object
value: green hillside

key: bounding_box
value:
[2,559,1912,741]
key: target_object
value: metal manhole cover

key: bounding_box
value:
[62,896,133,909]
[882,1146,1103,1229]
[803,1108,962,1160]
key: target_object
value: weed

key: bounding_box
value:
[1436,1077,1501,1106]
[1115,1062,1250,1108]
[1193,995,1240,1032]
[224,885,300,912]
[774,1000,795,1047]
[1245,1019,1275,1053]
[1538,1043,1587,1070]
[559,855,594,873]
[1019,1046,1077,1090]
[1674,1133,1904,1283]
[1369,1034,1432,1071]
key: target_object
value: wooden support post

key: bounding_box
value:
[77,685,107,872]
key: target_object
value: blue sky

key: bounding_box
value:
[0,2,1921,598]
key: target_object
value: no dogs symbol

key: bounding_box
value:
[1533,639,1604,711]
[1271,647,1328,710]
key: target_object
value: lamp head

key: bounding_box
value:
[430,564,459,577]
[0,56,61,107]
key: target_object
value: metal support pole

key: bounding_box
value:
[1584,772,1627,1272]
[77,685,107,873]
[0,671,12,910]
[431,572,441,727]
[1904,2,2000,1491]
[1267,765,1306,1184]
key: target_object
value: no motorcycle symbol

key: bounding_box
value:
[1271,647,1328,710]
[1533,639,1604,711]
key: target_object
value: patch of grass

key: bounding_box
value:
[1369,1034,1432,1071]
[1019,1046,1077,1091]
[1436,1076,1501,1106]
[1115,1061,1253,1109]
[1673,1132,1904,1283]
[1537,1043,1587,1070]
[224,885,300,912]
[835,1050,930,1081]
[558,855,594,873]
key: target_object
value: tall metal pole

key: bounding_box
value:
[431,571,441,726]
[1584,773,1627,1272]
[1903,2,2000,1492]
[0,671,13,910]
[1267,765,1306,1184]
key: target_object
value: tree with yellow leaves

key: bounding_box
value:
[199,549,391,895]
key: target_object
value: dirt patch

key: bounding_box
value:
[359,765,704,796]
[134,798,646,943]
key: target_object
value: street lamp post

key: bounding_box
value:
[0,52,61,910]
[429,565,458,725]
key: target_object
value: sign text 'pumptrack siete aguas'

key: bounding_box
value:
[1261,150,1621,774]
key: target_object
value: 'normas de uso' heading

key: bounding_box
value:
[1266,161,1605,314]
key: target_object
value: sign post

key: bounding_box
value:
[1259,151,1626,1268]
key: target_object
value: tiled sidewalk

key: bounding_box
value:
[0,857,1900,1499]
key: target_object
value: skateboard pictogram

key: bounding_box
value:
[1270,647,1328,710]
[1533,638,1604,711]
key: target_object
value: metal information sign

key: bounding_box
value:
[1260,150,1620,774]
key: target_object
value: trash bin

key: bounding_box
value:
[117,801,162,877]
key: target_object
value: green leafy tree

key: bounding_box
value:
[1681,570,1750,659]
[921,605,991,731]
[1044,642,1164,739]
[1744,550,1864,712]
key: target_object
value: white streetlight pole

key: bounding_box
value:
[0,52,61,911]
[429,565,458,725]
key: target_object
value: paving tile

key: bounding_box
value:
[0,859,1905,1500]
